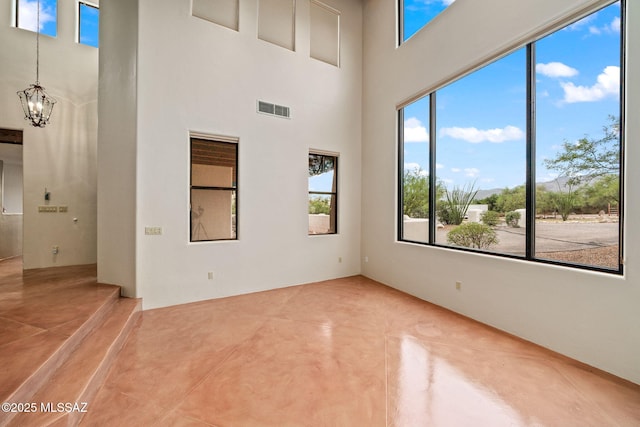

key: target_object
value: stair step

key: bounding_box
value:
[0,285,120,407]
[3,297,141,427]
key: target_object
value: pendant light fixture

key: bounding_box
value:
[17,0,57,128]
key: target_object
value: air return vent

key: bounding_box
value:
[257,100,290,119]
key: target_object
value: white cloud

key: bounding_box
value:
[610,16,621,33]
[464,168,480,178]
[436,163,444,169]
[18,0,56,32]
[589,16,620,35]
[536,62,578,78]
[404,117,429,143]
[561,66,619,103]
[442,0,456,6]
[440,125,524,143]
[481,178,495,183]
[566,14,596,31]
[451,168,461,173]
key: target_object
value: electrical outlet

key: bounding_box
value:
[456,281,462,291]
[58,205,68,213]
[338,257,342,263]
[52,246,59,255]
[208,272,214,280]
[364,256,369,263]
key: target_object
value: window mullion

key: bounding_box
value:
[428,93,437,245]
[397,109,405,241]
[526,43,536,259]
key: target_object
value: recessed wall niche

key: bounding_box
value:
[310,1,340,66]
[258,0,296,51]
[192,0,239,31]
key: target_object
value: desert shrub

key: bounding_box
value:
[436,182,478,225]
[505,211,521,227]
[447,223,498,249]
[481,210,500,226]
[309,196,330,214]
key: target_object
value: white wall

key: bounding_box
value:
[127,0,362,308]
[0,0,99,269]
[97,0,138,297]
[362,0,639,384]
[2,162,23,214]
[0,151,24,260]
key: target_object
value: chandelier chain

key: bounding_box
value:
[36,0,40,84]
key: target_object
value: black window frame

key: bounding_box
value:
[308,152,338,235]
[189,137,238,242]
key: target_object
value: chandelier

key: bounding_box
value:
[17,0,57,128]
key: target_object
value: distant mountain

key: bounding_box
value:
[474,188,503,200]
[474,176,588,200]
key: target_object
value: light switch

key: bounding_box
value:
[145,227,162,235]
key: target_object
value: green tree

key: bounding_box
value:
[475,194,499,212]
[495,185,526,213]
[554,190,577,221]
[402,168,429,218]
[309,196,330,214]
[547,180,583,221]
[544,116,620,185]
[583,174,619,212]
[536,186,556,217]
[402,168,445,218]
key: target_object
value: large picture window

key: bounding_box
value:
[190,137,238,242]
[398,1,623,273]
[309,152,338,235]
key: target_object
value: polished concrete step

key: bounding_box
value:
[5,298,141,427]
[0,259,141,427]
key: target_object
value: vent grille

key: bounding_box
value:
[257,100,291,119]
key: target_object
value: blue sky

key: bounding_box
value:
[79,2,99,48]
[402,1,621,190]
[403,0,455,41]
[17,0,58,36]
[18,0,99,47]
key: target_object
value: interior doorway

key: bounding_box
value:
[0,129,24,267]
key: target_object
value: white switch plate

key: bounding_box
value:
[145,227,162,235]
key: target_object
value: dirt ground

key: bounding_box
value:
[539,245,619,269]
[436,215,621,269]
